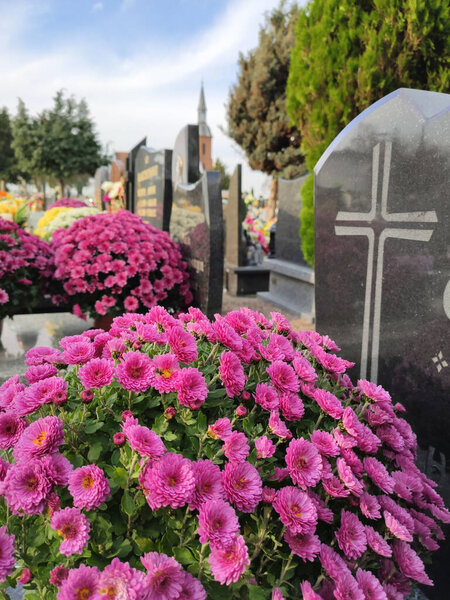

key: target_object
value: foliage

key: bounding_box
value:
[50,210,192,320]
[0,107,17,184]
[0,217,55,319]
[35,207,100,241]
[212,158,230,190]
[286,0,450,266]
[0,307,448,598]
[226,2,304,179]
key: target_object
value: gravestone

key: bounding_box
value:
[134,146,173,231]
[258,175,314,319]
[172,124,199,187]
[224,165,270,295]
[315,88,450,598]
[170,171,223,318]
[93,165,110,210]
[125,137,147,213]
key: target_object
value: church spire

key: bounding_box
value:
[198,82,211,137]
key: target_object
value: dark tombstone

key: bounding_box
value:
[315,88,450,597]
[170,171,223,318]
[125,137,147,213]
[172,124,199,186]
[134,147,173,231]
[258,175,314,320]
[224,165,270,295]
[93,165,110,210]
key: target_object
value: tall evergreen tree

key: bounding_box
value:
[0,108,17,187]
[287,0,449,266]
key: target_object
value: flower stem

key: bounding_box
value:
[278,553,294,586]
[198,543,208,579]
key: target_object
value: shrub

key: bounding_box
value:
[0,307,448,599]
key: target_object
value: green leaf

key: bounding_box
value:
[207,388,227,399]
[88,440,103,461]
[121,491,135,516]
[173,546,195,565]
[112,467,128,489]
[248,585,270,600]
[84,421,104,434]
[134,537,154,552]
[116,538,132,558]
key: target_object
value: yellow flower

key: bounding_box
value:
[34,207,74,238]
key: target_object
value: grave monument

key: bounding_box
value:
[134,146,172,231]
[125,137,147,213]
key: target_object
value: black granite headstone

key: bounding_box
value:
[170,171,223,318]
[172,124,199,187]
[93,165,110,210]
[125,137,147,213]
[315,88,450,597]
[134,147,172,231]
[276,176,308,265]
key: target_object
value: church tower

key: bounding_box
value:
[198,83,213,171]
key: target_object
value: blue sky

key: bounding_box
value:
[1,0,291,195]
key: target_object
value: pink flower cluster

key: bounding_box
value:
[0,217,55,319]
[50,210,192,318]
[48,198,87,209]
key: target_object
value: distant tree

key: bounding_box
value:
[213,158,231,190]
[0,108,17,188]
[226,1,304,219]
[11,100,36,183]
[287,0,449,266]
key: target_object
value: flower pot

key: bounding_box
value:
[93,315,114,331]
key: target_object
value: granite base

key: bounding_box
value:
[224,265,270,296]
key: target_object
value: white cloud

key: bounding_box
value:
[91,2,103,13]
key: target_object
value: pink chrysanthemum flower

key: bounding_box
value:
[4,458,52,514]
[357,379,391,404]
[219,351,246,397]
[359,492,381,520]
[25,346,64,366]
[336,510,367,559]
[209,534,249,585]
[334,572,365,600]
[178,571,207,600]
[141,552,184,600]
[62,339,95,365]
[122,423,166,460]
[272,589,285,600]
[255,436,276,459]
[262,486,277,503]
[13,416,64,462]
[356,568,386,600]
[57,564,99,600]
[365,525,392,557]
[166,326,198,363]
[322,475,350,498]
[0,375,26,411]
[319,543,350,581]
[18,567,31,584]
[25,363,58,384]
[223,431,250,463]
[279,391,304,422]
[189,459,224,510]
[49,564,69,587]
[284,529,320,561]
[212,316,243,351]
[222,461,262,513]
[0,526,15,582]
[336,457,364,497]
[68,464,110,511]
[312,388,344,419]
[300,581,323,600]
[143,453,195,510]
[50,507,90,556]
[266,360,299,394]
[334,427,358,449]
[363,457,394,494]
[115,351,153,392]
[208,417,232,440]
[273,486,317,534]
[15,376,68,415]
[253,383,279,411]
[0,412,27,449]
[293,354,317,383]
[392,540,433,585]
[43,453,74,487]
[97,558,148,600]
[78,358,115,389]
[310,430,340,457]
[198,499,240,547]
[383,511,413,542]
[268,411,292,439]
[150,353,180,393]
[177,367,208,410]
[285,437,322,489]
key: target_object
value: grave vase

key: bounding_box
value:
[93,314,114,331]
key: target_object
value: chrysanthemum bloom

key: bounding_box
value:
[15,376,68,415]
[363,457,394,494]
[141,552,184,600]
[355,568,386,600]
[336,510,367,559]
[209,535,249,585]
[189,459,224,510]
[17,568,31,584]
[383,510,413,542]
[322,475,350,498]
[262,486,277,503]
[0,526,15,582]
[177,367,208,410]
[198,499,240,547]
[319,543,350,581]
[25,346,64,366]
[293,354,317,383]
[49,564,69,587]
[284,529,320,561]
[336,457,364,496]
[212,316,243,351]
[149,353,180,393]
[285,437,322,489]
[273,486,318,534]
[0,375,26,412]
[143,453,195,510]
[50,507,90,556]
[166,326,198,363]
[123,423,166,460]
[25,363,58,384]
[392,540,433,585]
[0,288,9,304]
[13,416,64,461]
[4,458,52,514]
[359,492,381,520]
[62,339,95,365]
[365,525,392,557]
[312,388,344,419]
[57,564,99,600]
[279,392,304,421]
[68,464,110,511]
[43,453,73,487]
[97,558,148,600]
[208,417,232,440]
[268,411,292,440]
[223,431,250,463]
[115,351,153,392]
[334,427,358,449]
[223,461,262,513]
[255,436,276,459]
[266,361,299,394]
[357,379,391,404]
[334,571,365,600]
[300,581,323,600]
[178,572,207,600]
[78,358,115,389]
[254,383,279,411]
[310,430,340,457]
[219,351,246,397]
[0,412,27,449]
